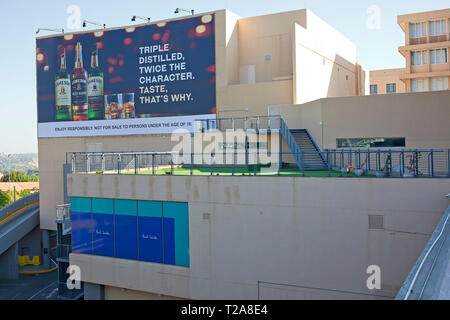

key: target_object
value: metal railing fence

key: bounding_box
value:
[67,149,450,178]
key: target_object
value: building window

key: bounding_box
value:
[429,20,447,36]
[411,79,429,92]
[430,48,448,64]
[409,22,427,38]
[337,138,406,148]
[370,85,378,95]
[411,50,428,66]
[430,77,449,91]
[386,83,396,94]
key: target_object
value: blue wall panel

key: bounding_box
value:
[163,218,176,265]
[92,198,115,257]
[71,197,92,254]
[114,200,138,260]
[138,201,163,263]
[163,202,190,267]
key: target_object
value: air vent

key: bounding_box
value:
[369,215,384,230]
[203,213,211,220]
[265,54,272,62]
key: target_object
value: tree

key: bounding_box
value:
[1,171,37,182]
[0,191,9,209]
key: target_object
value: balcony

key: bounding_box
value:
[410,37,428,45]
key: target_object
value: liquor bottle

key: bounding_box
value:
[55,49,72,121]
[71,42,89,121]
[88,46,104,120]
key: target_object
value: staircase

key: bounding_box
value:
[289,129,328,170]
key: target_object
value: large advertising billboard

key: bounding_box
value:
[36,14,216,138]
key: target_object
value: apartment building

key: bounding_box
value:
[398,8,450,92]
[370,8,450,94]
[369,68,406,95]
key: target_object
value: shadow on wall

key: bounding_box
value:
[326,53,358,99]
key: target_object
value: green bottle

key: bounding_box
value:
[55,49,72,121]
[88,46,104,120]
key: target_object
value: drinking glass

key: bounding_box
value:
[122,93,135,119]
[105,94,122,120]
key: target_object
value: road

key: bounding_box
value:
[0,270,58,300]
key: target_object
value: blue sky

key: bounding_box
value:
[0,0,448,154]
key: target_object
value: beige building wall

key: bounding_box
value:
[281,90,450,150]
[293,11,361,104]
[68,174,450,300]
[370,69,407,94]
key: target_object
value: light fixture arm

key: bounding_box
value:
[175,8,195,15]
[83,20,106,29]
[132,16,151,22]
[36,28,64,35]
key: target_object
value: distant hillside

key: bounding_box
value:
[0,153,38,173]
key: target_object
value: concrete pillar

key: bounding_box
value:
[0,242,19,280]
[84,283,105,300]
[42,229,51,269]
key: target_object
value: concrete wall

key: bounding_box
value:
[69,174,450,300]
[293,11,360,104]
[281,90,450,150]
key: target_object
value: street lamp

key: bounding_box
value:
[83,20,106,29]
[174,8,195,15]
[7,154,11,204]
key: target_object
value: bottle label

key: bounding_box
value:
[55,79,71,106]
[88,76,104,98]
[72,78,88,106]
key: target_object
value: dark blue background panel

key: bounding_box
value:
[114,200,138,260]
[115,215,138,260]
[92,213,115,257]
[163,218,176,265]
[71,197,92,254]
[92,198,114,257]
[138,217,163,263]
[71,211,92,254]
[37,15,216,123]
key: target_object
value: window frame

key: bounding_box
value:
[336,138,406,149]
[429,19,447,36]
[411,50,428,66]
[370,84,378,95]
[411,78,429,92]
[430,48,448,65]
[409,22,427,38]
[386,83,396,94]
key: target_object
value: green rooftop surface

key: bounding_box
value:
[121,166,375,177]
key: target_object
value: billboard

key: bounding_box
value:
[36,14,216,138]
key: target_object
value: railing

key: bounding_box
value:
[67,149,450,178]
[324,149,450,177]
[56,204,71,236]
[396,205,450,300]
[196,116,281,132]
[0,192,40,226]
[280,118,304,171]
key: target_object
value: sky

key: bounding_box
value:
[0,0,448,154]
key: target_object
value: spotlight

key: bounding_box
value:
[131,16,150,22]
[174,8,195,15]
[83,20,106,29]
